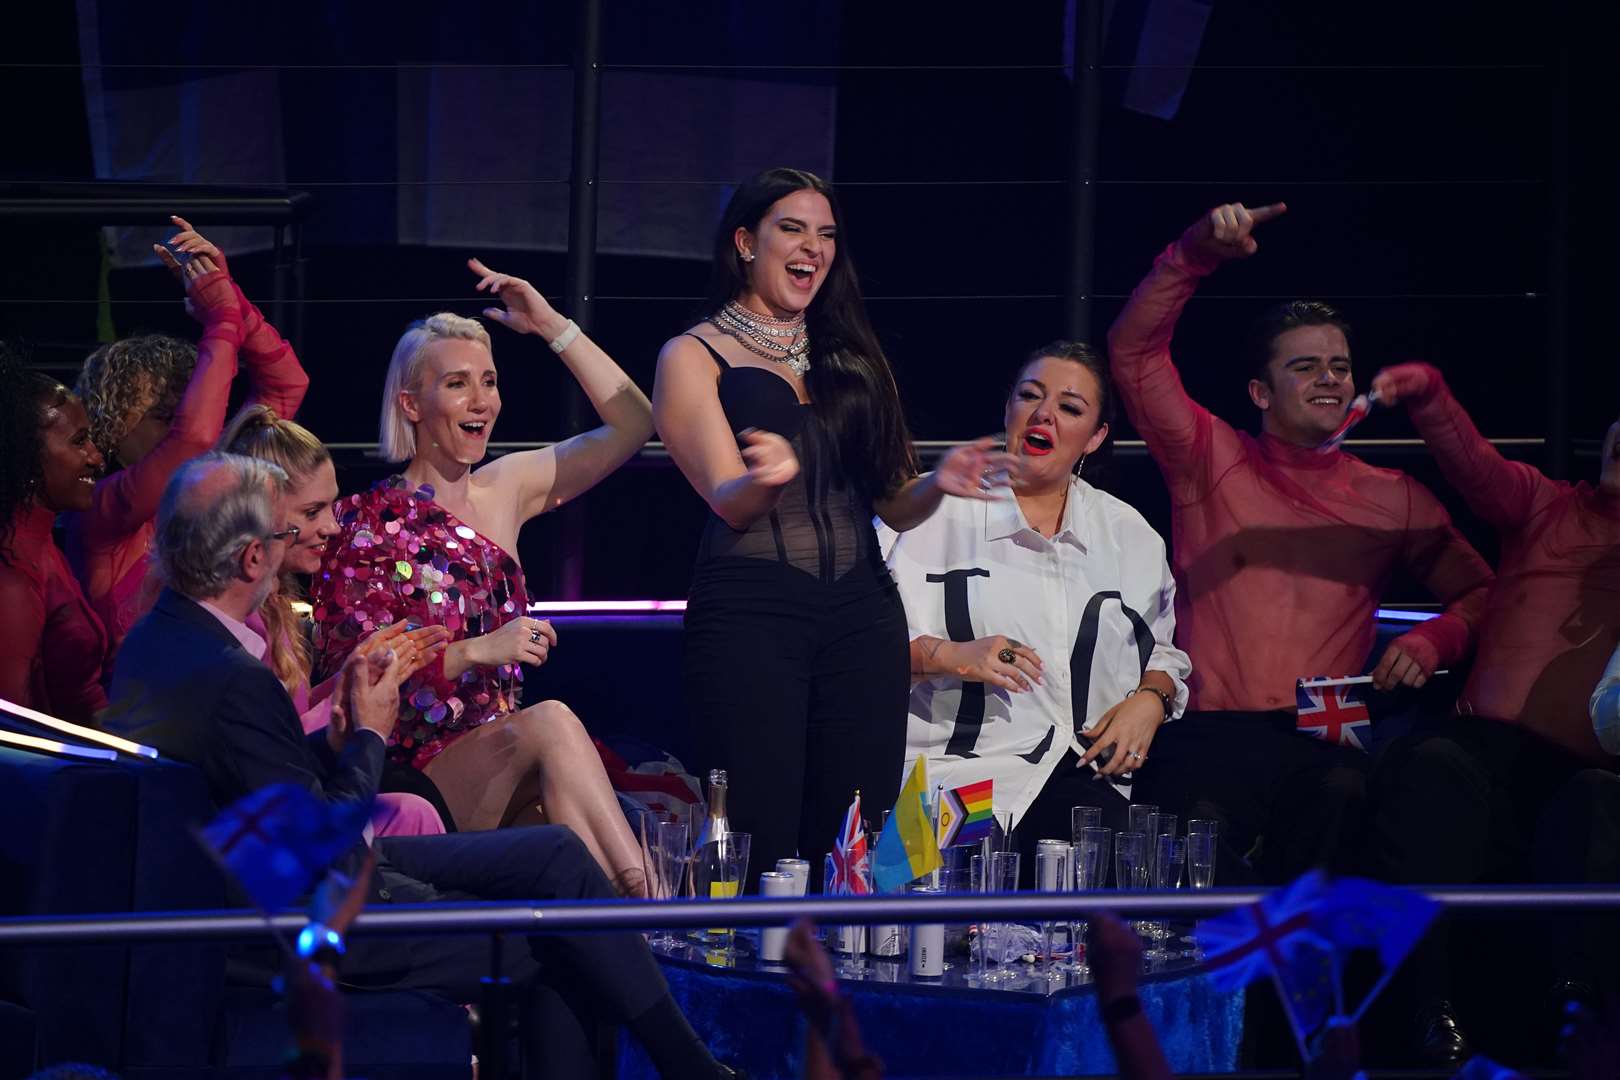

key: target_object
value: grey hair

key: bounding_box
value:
[379,312,493,463]
[156,451,289,600]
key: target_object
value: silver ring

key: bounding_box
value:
[1128,750,1144,760]
[529,626,543,644]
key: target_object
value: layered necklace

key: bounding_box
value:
[713,299,811,378]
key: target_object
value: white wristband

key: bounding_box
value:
[548,319,581,354]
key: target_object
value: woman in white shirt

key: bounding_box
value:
[883,341,1190,880]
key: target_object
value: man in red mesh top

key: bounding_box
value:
[1106,202,1495,887]
[1364,365,1620,1050]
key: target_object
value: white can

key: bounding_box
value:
[909,885,945,976]
[868,923,906,958]
[775,858,810,897]
[758,871,796,962]
[831,924,867,954]
[1037,839,1072,891]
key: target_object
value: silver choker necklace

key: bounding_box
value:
[715,300,811,377]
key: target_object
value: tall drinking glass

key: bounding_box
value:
[1073,825,1112,971]
[1146,834,1186,957]
[1188,831,1217,889]
[1144,814,1178,941]
[1035,841,1072,974]
[980,851,1022,985]
[649,819,689,948]
[1070,806,1102,846]
[1115,831,1149,891]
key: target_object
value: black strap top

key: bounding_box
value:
[687,334,875,583]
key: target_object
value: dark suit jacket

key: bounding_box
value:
[100,587,385,828]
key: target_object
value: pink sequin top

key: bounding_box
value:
[310,477,528,770]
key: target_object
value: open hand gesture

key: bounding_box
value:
[468,257,562,337]
[932,436,1023,500]
[1183,202,1288,263]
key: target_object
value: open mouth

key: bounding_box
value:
[786,262,817,288]
[78,471,98,487]
[1307,396,1344,410]
[1022,429,1054,456]
[458,421,489,438]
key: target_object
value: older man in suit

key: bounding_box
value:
[100,451,732,1080]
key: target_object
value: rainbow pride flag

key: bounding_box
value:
[937,777,994,848]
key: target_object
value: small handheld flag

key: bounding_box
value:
[937,777,995,849]
[1316,388,1381,454]
[1296,677,1372,751]
[827,791,871,896]
[196,784,372,912]
[872,758,943,893]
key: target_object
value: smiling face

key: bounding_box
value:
[38,391,105,513]
[401,337,500,466]
[1248,324,1355,446]
[1004,355,1110,493]
[279,459,340,575]
[734,189,838,317]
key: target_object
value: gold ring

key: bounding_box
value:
[998,648,1017,664]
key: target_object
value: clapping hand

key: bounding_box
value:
[932,436,1023,500]
[740,428,801,489]
[1183,202,1288,263]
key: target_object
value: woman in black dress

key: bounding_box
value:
[653,167,1004,881]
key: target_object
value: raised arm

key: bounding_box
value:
[1106,203,1285,496]
[164,216,309,418]
[84,261,243,540]
[652,333,800,531]
[1368,478,1495,690]
[464,260,653,522]
[872,439,1022,533]
[1371,362,1555,530]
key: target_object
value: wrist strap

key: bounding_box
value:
[548,319,581,353]
[1126,686,1172,720]
[1101,994,1142,1024]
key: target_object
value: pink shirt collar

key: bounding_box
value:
[197,599,269,661]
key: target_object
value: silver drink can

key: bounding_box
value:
[868,923,906,958]
[758,871,796,962]
[831,924,867,954]
[1037,839,1072,891]
[908,885,945,976]
[775,858,810,897]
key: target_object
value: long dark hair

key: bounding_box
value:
[703,167,917,502]
[0,343,70,564]
[1008,340,1115,482]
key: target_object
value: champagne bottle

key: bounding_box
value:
[693,770,735,942]
[695,769,730,856]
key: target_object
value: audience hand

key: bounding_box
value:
[1182,202,1288,264]
[1369,363,1438,408]
[468,257,569,341]
[1371,631,1438,691]
[330,646,404,745]
[1079,692,1164,777]
[931,437,1023,501]
[740,428,800,489]
[355,621,451,683]
[462,615,557,670]
[941,636,1043,693]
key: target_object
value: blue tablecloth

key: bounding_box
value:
[619,935,1244,1078]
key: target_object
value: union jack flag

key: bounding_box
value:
[1296,678,1372,751]
[827,791,871,895]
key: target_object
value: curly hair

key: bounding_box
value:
[75,334,199,460]
[0,343,72,565]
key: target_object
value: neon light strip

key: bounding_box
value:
[528,600,688,614]
[527,601,1433,620]
[0,696,160,759]
[0,728,118,762]
[1376,608,1440,622]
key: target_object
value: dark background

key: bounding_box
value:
[3,1,1615,602]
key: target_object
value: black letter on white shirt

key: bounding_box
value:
[928,568,991,758]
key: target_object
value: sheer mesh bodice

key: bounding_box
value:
[688,335,874,582]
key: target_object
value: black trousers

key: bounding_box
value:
[347,826,672,1078]
[1012,749,1131,888]
[683,556,910,888]
[1135,710,1370,884]
[1364,715,1620,998]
